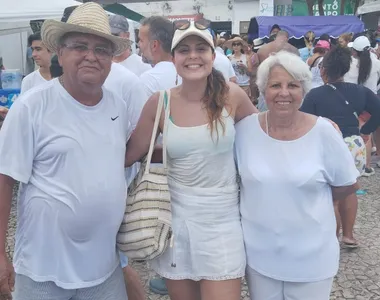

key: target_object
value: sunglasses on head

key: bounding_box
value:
[232,43,242,46]
[173,19,211,31]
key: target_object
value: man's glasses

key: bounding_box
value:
[232,43,242,47]
[173,19,211,31]
[62,43,114,59]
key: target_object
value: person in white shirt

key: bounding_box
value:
[0,3,132,300]
[109,15,152,77]
[345,35,380,94]
[235,51,359,300]
[138,16,181,97]
[21,32,53,94]
[209,29,236,83]
[345,35,380,177]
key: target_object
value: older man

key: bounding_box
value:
[0,3,132,300]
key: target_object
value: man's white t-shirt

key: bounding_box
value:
[119,53,152,77]
[235,115,359,282]
[105,63,148,186]
[105,62,147,130]
[140,61,181,98]
[344,55,380,94]
[0,79,132,289]
[20,69,48,94]
[213,51,236,82]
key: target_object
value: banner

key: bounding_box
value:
[259,0,275,16]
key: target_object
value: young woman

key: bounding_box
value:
[125,20,257,300]
[226,37,253,97]
[344,35,380,177]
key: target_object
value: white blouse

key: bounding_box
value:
[235,114,359,282]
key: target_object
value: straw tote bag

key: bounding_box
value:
[117,90,172,261]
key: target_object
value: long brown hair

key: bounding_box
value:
[204,67,230,140]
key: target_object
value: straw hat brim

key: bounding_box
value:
[42,19,131,56]
[225,37,248,49]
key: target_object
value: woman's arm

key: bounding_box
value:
[125,93,161,167]
[360,88,380,135]
[332,183,359,201]
[230,83,259,123]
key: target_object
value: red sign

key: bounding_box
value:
[167,14,204,22]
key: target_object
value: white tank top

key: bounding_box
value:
[165,99,236,188]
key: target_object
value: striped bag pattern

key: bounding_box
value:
[117,90,172,261]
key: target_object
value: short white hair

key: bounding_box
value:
[256,51,312,96]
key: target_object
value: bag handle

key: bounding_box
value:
[326,83,359,120]
[145,90,170,173]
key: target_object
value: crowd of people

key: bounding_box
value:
[0,2,379,300]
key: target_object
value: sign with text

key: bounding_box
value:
[167,14,204,22]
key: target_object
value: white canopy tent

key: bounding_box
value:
[357,1,380,15]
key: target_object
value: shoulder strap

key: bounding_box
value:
[310,56,322,70]
[145,91,165,174]
[326,83,359,120]
[162,90,171,169]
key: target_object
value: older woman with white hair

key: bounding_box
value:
[234,51,359,300]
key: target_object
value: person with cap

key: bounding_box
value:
[210,28,237,83]
[109,14,152,77]
[125,19,257,300]
[345,35,380,177]
[0,3,133,300]
[306,40,330,89]
[21,32,53,94]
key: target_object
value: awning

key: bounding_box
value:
[103,3,144,22]
[357,1,380,15]
[248,16,365,39]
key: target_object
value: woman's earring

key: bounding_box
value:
[175,73,179,86]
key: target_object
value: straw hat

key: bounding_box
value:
[225,37,248,49]
[41,2,131,56]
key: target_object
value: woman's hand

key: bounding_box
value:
[0,107,8,120]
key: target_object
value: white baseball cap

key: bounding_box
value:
[171,21,214,51]
[348,36,371,52]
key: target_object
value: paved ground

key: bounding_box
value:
[5,157,380,300]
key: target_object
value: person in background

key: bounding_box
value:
[301,46,380,248]
[307,40,330,89]
[226,36,253,97]
[299,30,315,62]
[24,46,35,76]
[236,50,360,300]
[270,24,281,36]
[338,33,353,48]
[21,32,53,94]
[137,15,178,296]
[0,54,3,89]
[210,29,237,83]
[215,36,226,55]
[109,15,152,77]
[138,16,180,97]
[49,55,63,78]
[250,38,264,104]
[345,35,380,177]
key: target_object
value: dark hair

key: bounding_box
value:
[270,24,281,34]
[140,16,174,54]
[268,34,277,42]
[28,32,42,47]
[319,34,330,41]
[172,45,229,139]
[322,46,351,82]
[50,55,63,78]
[355,48,372,85]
